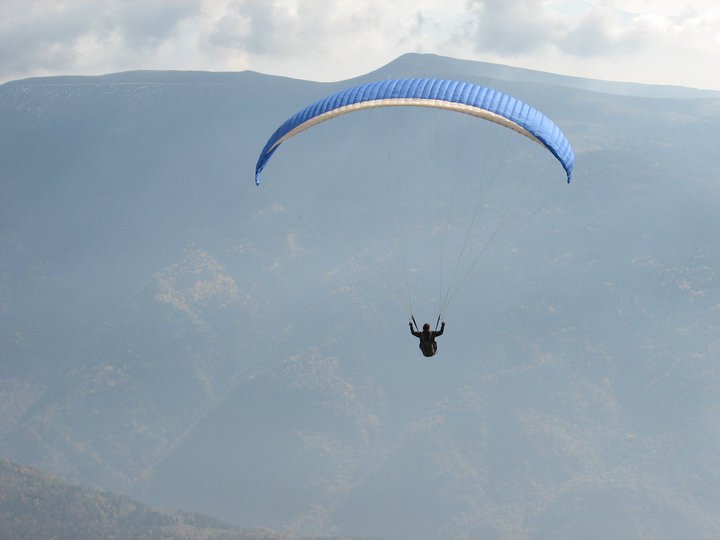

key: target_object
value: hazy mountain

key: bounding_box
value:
[1,53,720,539]
[0,458,291,540]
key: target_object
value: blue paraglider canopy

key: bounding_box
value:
[255,78,575,185]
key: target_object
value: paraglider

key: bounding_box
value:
[254,78,575,356]
[410,319,445,357]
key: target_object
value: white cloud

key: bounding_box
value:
[1,0,718,89]
[0,0,201,76]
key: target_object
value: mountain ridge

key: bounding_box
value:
[1,53,719,539]
[4,52,719,100]
[0,458,322,540]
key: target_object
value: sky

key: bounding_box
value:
[1,0,719,90]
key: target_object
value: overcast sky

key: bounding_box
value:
[2,0,719,90]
